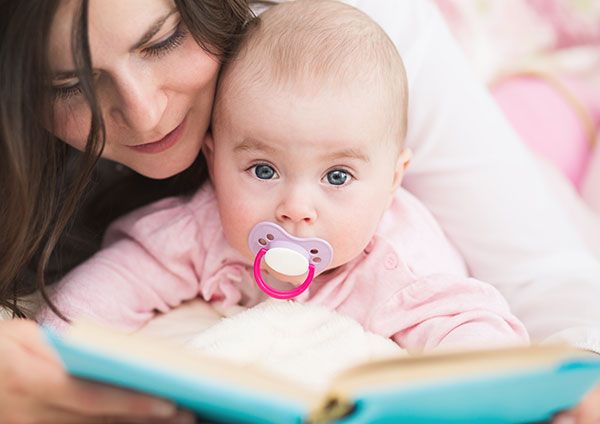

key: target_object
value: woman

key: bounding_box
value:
[1,0,250,422]
[1,0,599,422]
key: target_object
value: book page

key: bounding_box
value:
[66,322,324,407]
[329,344,597,396]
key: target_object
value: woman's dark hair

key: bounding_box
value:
[0,0,255,318]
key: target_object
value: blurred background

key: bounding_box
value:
[433,0,600,213]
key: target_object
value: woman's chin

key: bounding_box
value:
[128,151,199,180]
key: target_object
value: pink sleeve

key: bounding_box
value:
[37,195,207,332]
[377,274,530,352]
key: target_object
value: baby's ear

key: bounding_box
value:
[392,148,412,191]
[202,130,216,178]
[387,148,412,208]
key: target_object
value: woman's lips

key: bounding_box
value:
[129,117,187,154]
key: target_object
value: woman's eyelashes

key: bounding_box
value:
[52,22,188,101]
[53,83,83,100]
[142,22,188,58]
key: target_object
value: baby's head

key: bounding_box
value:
[204,0,410,277]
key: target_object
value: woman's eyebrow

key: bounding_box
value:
[52,70,78,81]
[50,9,178,81]
[130,8,177,51]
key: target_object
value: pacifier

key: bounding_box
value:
[248,222,333,299]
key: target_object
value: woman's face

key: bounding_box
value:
[48,0,220,178]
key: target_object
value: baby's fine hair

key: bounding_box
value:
[218,0,408,145]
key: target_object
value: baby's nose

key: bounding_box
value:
[275,190,317,224]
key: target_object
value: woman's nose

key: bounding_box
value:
[109,69,167,132]
[275,188,317,224]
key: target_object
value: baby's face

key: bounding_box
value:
[205,83,409,275]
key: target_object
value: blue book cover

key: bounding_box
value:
[44,322,600,424]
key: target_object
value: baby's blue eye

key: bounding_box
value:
[326,170,349,186]
[254,164,276,179]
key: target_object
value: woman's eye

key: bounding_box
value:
[143,23,188,58]
[253,164,276,180]
[325,169,350,186]
[53,84,82,101]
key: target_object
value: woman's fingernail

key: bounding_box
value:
[152,400,177,417]
[553,412,576,424]
[171,410,196,424]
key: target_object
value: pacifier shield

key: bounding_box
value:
[248,222,334,299]
[248,222,333,276]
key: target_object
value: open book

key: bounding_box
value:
[44,321,600,424]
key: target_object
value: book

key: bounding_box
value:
[44,321,600,424]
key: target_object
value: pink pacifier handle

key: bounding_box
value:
[253,248,315,299]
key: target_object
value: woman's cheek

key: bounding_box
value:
[164,40,220,92]
[51,103,92,151]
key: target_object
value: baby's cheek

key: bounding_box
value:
[329,227,373,268]
[218,201,257,259]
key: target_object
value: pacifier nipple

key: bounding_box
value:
[248,222,333,299]
[264,247,308,276]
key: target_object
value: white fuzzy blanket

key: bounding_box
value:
[185,299,403,391]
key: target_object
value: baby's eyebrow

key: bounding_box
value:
[233,139,370,163]
[323,148,370,163]
[233,138,278,155]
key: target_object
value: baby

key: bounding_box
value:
[38,0,528,352]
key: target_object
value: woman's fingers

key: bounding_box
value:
[26,331,180,420]
[10,407,196,424]
[574,383,600,424]
[2,319,63,364]
[0,319,188,423]
[552,383,600,424]
[33,408,196,424]
[47,377,177,418]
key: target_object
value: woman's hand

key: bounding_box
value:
[552,383,600,424]
[0,319,194,423]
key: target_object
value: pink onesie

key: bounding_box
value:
[38,183,528,352]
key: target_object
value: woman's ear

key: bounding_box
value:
[202,130,216,179]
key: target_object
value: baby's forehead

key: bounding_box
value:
[215,77,401,154]
[218,55,395,108]
[218,69,388,120]
[214,64,404,150]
